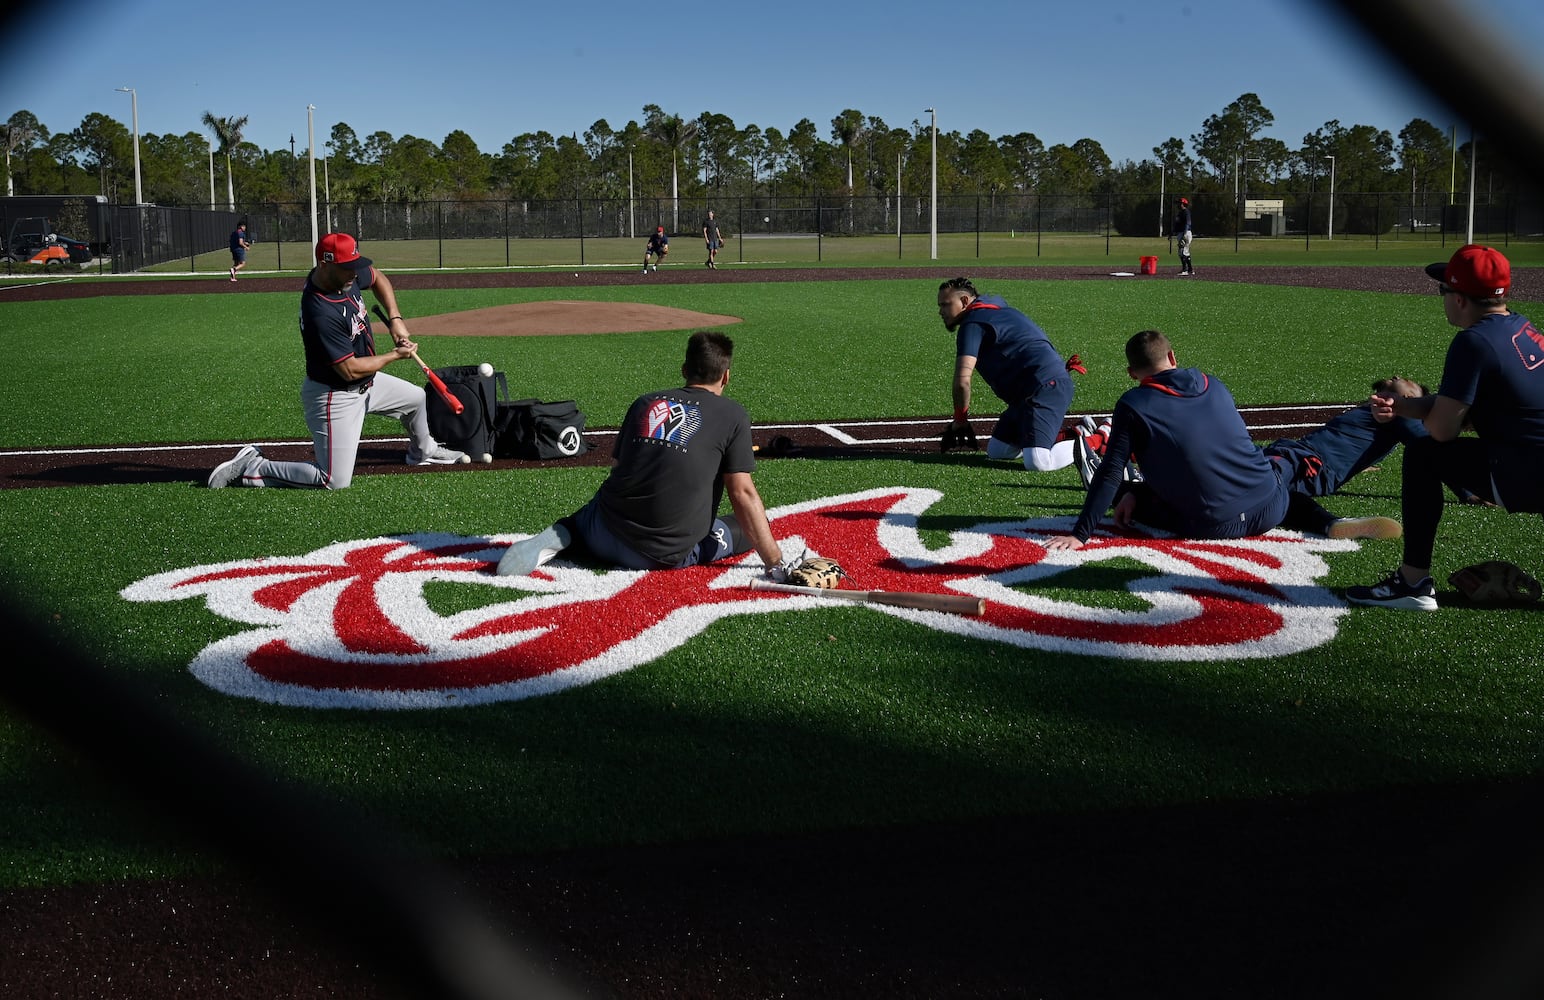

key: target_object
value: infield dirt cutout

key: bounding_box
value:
[376,300,742,337]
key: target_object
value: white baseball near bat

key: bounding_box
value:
[748,578,985,616]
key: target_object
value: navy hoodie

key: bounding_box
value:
[1073,367,1281,541]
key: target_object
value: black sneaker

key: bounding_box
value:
[1345,569,1438,611]
[1071,427,1102,488]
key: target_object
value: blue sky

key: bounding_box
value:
[3,0,1542,167]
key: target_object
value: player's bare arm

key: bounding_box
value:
[724,472,782,568]
[1423,395,1471,442]
[952,355,977,423]
[368,270,413,347]
[332,343,416,382]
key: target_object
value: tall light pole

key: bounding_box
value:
[323,141,333,232]
[925,107,937,260]
[1158,160,1166,238]
[207,137,216,210]
[115,86,142,205]
[307,105,319,249]
[1325,155,1336,241]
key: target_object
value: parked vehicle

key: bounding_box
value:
[4,217,93,265]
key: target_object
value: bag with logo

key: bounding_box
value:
[426,366,508,459]
[493,398,595,460]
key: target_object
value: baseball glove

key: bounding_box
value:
[1447,560,1542,605]
[940,421,979,452]
[787,557,847,589]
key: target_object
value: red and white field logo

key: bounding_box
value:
[121,487,1359,709]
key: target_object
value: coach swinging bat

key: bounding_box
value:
[747,579,985,616]
[373,306,463,414]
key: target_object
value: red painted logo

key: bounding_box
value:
[121,488,1359,708]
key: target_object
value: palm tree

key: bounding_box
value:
[643,105,697,231]
[201,111,249,210]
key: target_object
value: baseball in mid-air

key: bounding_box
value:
[763,216,770,223]
[480,453,493,464]
[478,362,494,377]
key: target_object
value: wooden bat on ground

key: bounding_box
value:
[373,306,463,414]
[748,578,985,616]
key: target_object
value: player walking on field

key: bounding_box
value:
[702,210,723,269]
[228,222,251,281]
[934,277,1081,472]
[206,233,468,490]
[1346,245,1544,609]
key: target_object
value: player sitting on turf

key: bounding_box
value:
[1073,375,1430,540]
[1044,329,1297,551]
[1346,244,1544,610]
[497,330,793,580]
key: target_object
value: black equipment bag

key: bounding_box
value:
[493,398,595,460]
[425,366,508,459]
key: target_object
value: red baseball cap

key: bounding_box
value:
[657,226,665,232]
[1426,244,1509,298]
[1179,197,1188,205]
[315,232,373,271]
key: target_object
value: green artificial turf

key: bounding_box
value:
[2,273,1543,889]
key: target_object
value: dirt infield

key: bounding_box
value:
[380,299,743,337]
[7,265,1541,998]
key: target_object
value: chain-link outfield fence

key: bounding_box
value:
[7,191,1540,275]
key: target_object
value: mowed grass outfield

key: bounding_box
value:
[2,264,1544,890]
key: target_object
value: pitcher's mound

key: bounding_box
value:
[379,300,742,337]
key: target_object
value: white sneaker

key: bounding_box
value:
[496,523,573,576]
[413,445,470,466]
[208,445,261,488]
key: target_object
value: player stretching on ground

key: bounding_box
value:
[935,277,1080,472]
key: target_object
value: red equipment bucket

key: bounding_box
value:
[1140,255,1158,275]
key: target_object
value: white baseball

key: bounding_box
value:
[480,453,493,464]
[478,362,494,377]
